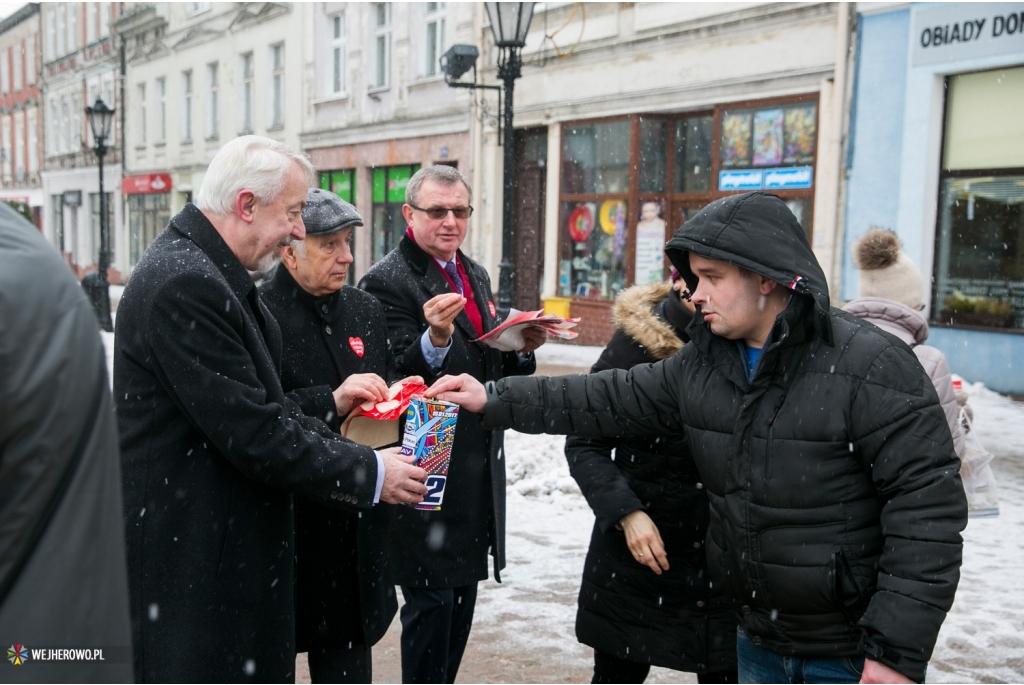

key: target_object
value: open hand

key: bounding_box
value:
[378,447,428,505]
[424,293,466,347]
[426,373,487,413]
[333,373,388,417]
[621,510,669,575]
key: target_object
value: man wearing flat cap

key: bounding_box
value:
[260,188,398,683]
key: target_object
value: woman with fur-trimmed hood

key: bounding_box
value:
[843,228,966,459]
[564,272,737,684]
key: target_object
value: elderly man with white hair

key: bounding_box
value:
[114,136,427,683]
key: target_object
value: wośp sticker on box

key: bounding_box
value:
[400,396,458,511]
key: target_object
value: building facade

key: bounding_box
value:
[0,3,43,228]
[842,2,1024,392]
[39,1,123,280]
[468,2,850,343]
[300,1,478,283]
[114,1,306,275]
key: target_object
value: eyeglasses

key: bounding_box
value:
[409,203,474,220]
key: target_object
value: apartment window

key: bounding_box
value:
[155,77,166,142]
[269,44,284,129]
[45,9,56,61]
[87,2,97,45]
[27,36,36,85]
[27,109,37,174]
[424,3,446,77]
[59,97,69,153]
[70,92,80,151]
[13,42,22,92]
[56,4,66,56]
[99,2,111,39]
[186,2,211,16]
[373,3,391,89]
[48,100,58,155]
[206,62,219,139]
[239,53,253,133]
[66,3,77,53]
[330,12,345,94]
[1,115,10,182]
[14,111,24,181]
[137,83,147,145]
[0,50,7,94]
[181,70,193,142]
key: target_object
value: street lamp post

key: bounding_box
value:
[441,2,534,319]
[86,98,116,332]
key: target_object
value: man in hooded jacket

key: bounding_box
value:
[428,192,967,684]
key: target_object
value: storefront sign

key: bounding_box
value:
[763,166,814,190]
[122,173,172,195]
[912,3,1024,66]
[718,170,763,191]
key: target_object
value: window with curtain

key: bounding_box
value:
[933,66,1024,330]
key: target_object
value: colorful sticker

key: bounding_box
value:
[568,204,594,242]
[348,337,364,357]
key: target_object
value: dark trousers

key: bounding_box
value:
[593,649,738,684]
[307,643,372,684]
[399,583,478,684]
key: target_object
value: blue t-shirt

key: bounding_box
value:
[741,342,762,382]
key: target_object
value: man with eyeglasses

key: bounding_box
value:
[360,165,547,683]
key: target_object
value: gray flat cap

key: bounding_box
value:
[302,188,364,236]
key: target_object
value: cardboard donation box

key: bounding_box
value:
[400,396,459,511]
[340,379,429,449]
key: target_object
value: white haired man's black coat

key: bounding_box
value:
[114,204,380,682]
[260,266,397,656]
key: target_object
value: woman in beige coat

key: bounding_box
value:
[843,228,966,458]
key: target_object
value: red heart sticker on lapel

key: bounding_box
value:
[488,301,497,318]
[348,337,365,357]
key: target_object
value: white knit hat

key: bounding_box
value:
[853,228,924,310]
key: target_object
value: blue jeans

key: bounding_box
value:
[737,628,864,684]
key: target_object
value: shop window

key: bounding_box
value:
[561,121,631,194]
[128,193,170,267]
[320,169,355,203]
[559,200,628,299]
[51,194,65,253]
[674,115,712,193]
[371,164,419,264]
[639,118,668,193]
[933,66,1024,331]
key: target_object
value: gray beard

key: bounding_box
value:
[255,235,293,274]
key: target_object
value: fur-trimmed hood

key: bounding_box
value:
[613,282,684,360]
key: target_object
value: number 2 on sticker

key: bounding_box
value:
[423,475,446,506]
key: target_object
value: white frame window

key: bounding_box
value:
[372,3,391,89]
[206,62,219,139]
[45,8,56,61]
[27,108,38,175]
[0,49,7,95]
[269,43,284,129]
[239,52,254,134]
[70,92,81,151]
[56,4,66,56]
[1,115,11,182]
[48,100,58,156]
[27,35,36,86]
[99,2,111,39]
[330,12,346,95]
[66,3,77,53]
[136,83,147,146]
[181,70,193,142]
[13,41,22,92]
[87,2,97,45]
[14,110,25,181]
[155,77,166,142]
[424,2,447,78]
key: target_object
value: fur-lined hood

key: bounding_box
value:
[613,281,684,360]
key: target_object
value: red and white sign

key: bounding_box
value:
[348,337,365,357]
[122,173,172,195]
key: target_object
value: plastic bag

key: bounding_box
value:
[959,408,1000,518]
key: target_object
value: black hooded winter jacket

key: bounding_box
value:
[480,192,967,682]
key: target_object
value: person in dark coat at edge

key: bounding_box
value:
[0,202,133,683]
[565,268,737,684]
[260,189,405,683]
[114,135,428,683]
[358,165,547,684]
[428,191,968,685]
